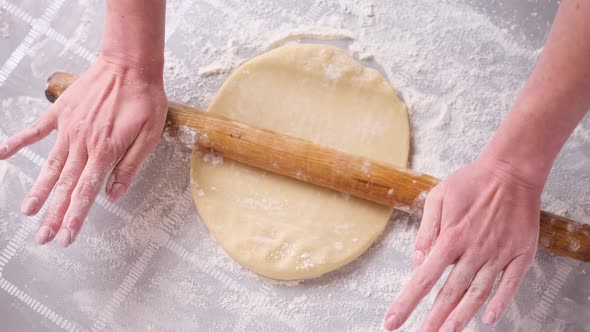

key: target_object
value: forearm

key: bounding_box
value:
[479,0,590,189]
[101,0,166,78]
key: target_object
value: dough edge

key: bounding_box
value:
[191,44,410,280]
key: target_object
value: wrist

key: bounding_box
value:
[476,104,555,192]
[475,74,588,192]
[475,150,546,194]
[98,50,164,81]
[101,0,166,80]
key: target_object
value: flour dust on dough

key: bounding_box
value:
[191,44,410,280]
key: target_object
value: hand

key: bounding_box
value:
[0,55,167,247]
[384,158,541,331]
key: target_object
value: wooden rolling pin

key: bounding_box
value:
[45,72,590,262]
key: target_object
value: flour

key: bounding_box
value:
[198,63,232,77]
[360,160,372,175]
[162,124,199,149]
[323,63,342,81]
[59,6,93,58]
[296,253,315,271]
[265,27,355,50]
[241,194,288,217]
[203,151,224,166]
[0,21,9,38]
[1,96,46,128]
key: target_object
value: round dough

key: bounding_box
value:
[191,44,410,280]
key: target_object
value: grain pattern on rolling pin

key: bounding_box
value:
[45,72,590,262]
[166,101,440,208]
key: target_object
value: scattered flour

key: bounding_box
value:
[360,160,372,175]
[198,63,232,77]
[203,151,224,166]
[265,26,355,49]
[0,21,9,38]
[162,124,199,149]
[323,63,342,81]
[242,194,288,217]
[296,252,315,271]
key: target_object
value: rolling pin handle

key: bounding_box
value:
[45,90,57,103]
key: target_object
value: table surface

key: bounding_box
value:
[0,0,589,331]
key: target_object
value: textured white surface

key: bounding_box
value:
[0,0,589,331]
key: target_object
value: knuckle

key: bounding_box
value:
[439,232,463,256]
[489,299,507,314]
[43,212,62,228]
[472,236,488,251]
[429,207,441,222]
[92,123,114,143]
[415,236,430,252]
[76,182,97,199]
[66,216,83,230]
[45,156,63,174]
[467,284,489,304]
[115,163,138,181]
[55,176,75,191]
[444,230,462,244]
[90,139,118,160]
[439,286,462,304]
[415,231,436,252]
[28,125,43,141]
[71,122,89,137]
[27,187,46,198]
[7,138,21,150]
[502,275,521,292]
[415,274,436,290]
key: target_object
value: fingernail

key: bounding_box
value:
[412,250,425,268]
[21,196,39,215]
[35,226,52,245]
[384,314,400,330]
[483,311,496,326]
[108,183,125,203]
[440,321,456,332]
[59,228,72,248]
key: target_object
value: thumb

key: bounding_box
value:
[413,186,444,269]
[105,132,159,203]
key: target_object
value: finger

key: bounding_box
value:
[413,186,444,268]
[420,255,482,331]
[59,157,110,247]
[34,145,87,245]
[384,240,460,331]
[0,112,55,159]
[21,134,68,216]
[105,131,159,203]
[442,263,500,331]
[481,255,532,326]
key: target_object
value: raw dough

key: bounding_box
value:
[191,44,410,280]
